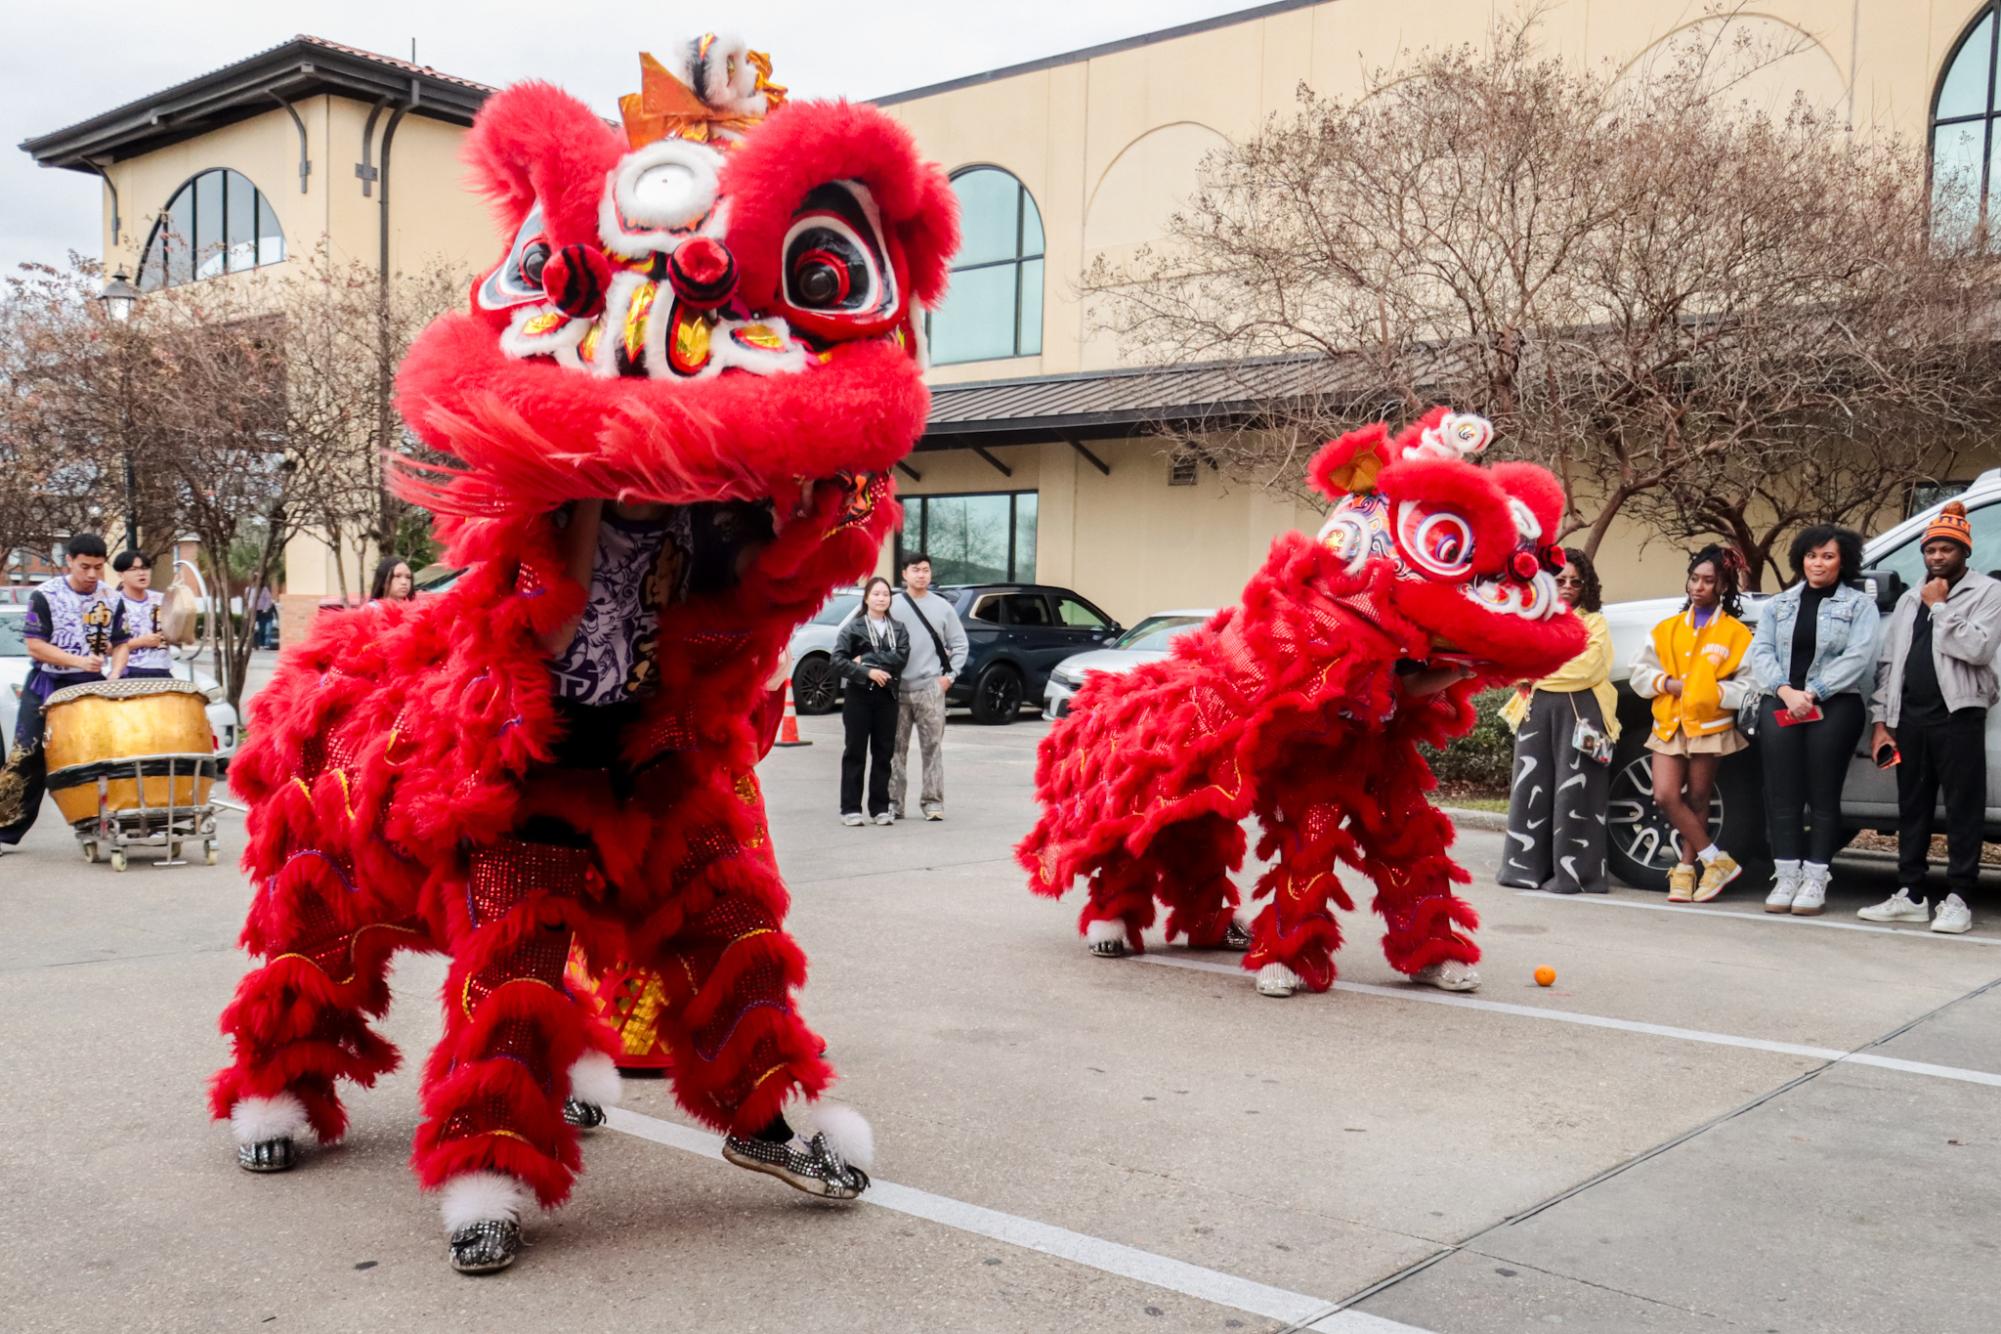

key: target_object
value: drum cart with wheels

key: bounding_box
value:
[72,751,220,872]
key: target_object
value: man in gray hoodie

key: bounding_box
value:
[1865,501,2001,933]
[888,553,969,820]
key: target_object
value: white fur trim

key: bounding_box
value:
[439,1171,537,1234]
[229,1092,310,1146]
[793,1102,875,1171]
[566,1051,624,1109]
[1084,919,1125,946]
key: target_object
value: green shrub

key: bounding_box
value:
[1420,687,1517,792]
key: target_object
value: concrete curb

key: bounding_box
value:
[1441,805,1509,833]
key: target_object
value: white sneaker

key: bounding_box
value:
[841,812,864,827]
[1411,960,1481,992]
[1789,864,1829,917]
[1857,889,1929,923]
[1764,860,1801,914]
[1255,962,1302,997]
[872,812,894,826]
[1932,893,1973,934]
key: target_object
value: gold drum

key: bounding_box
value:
[42,678,215,825]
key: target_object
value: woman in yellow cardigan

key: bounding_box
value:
[1630,544,1755,903]
[1500,549,1619,894]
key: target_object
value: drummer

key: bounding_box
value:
[0,533,113,847]
[108,551,172,681]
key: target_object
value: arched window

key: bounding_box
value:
[1932,5,2001,242]
[926,167,1043,365]
[135,169,286,292]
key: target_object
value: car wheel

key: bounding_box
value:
[1605,727,1767,891]
[971,664,1023,725]
[792,654,839,715]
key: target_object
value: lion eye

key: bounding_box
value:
[1395,502,1476,580]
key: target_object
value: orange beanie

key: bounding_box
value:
[1926,500,1973,551]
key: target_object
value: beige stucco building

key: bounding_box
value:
[22,4,2001,628]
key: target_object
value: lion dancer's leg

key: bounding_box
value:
[210,845,418,1172]
[1243,761,1361,998]
[1350,742,1483,992]
[1077,853,1158,957]
[1150,813,1249,951]
[411,837,623,1275]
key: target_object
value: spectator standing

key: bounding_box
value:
[370,556,415,604]
[253,582,279,649]
[0,534,114,847]
[835,576,911,826]
[1744,526,1878,916]
[1862,501,2001,933]
[887,554,968,821]
[108,551,174,680]
[1498,549,1618,894]
[1631,545,1754,903]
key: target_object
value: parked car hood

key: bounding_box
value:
[1051,648,1175,682]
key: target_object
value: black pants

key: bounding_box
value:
[1758,692,1866,865]
[1896,707,1988,896]
[841,685,898,817]
[0,671,102,845]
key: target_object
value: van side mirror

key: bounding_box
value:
[1863,568,1903,613]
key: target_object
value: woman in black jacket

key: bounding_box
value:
[836,576,911,825]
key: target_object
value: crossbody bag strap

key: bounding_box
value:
[902,590,949,667]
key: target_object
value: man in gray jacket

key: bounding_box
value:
[888,553,969,820]
[1864,501,2001,932]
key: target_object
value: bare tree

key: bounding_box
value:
[1088,9,2001,587]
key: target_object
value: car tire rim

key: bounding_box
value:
[796,659,835,712]
[984,673,1020,716]
[1606,752,1722,876]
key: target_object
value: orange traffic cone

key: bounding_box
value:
[774,679,811,747]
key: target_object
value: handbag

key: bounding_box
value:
[1567,694,1611,766]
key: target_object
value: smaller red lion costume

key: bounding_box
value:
[1018,410,1586,995]
[208,36,956,1269]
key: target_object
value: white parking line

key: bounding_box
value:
[1515,889,2001,945]
[603,1107,1432,1334]
[1131,954,2001,1089]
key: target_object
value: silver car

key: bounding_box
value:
[1599,467,2001,889]
[786,589,865,715]
[0,606,241,767]
[1042,610,1215,720]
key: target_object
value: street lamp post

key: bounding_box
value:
[97,271,141,555]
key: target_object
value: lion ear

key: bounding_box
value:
[1307,423,1394,501]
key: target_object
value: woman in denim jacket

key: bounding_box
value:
[1744,525,1880,915]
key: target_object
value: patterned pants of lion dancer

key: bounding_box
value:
[209,756,829,1224]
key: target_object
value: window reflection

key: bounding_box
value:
[898,491,1039,583]
[137,169,287,292]
[1932,6,2001,241]
[926,167,1045,365]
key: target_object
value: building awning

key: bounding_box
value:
[918,354,1368,452]
[20,35,492,171]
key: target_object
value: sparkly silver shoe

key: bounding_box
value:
[721,1132,870,1200]
[1083,919,1128,958]
[1222,921,1252,951]
[448,1218,521,1274]
[562,1098,605,1130]
[237,1138,295,1173]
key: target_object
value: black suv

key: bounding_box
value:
[936,584,1122,724]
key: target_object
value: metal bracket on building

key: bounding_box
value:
[81,158,120,246]
[971,446,1014,479]
[897,461,923,482]
[268,92,311,193]
[1065,437,1111,476]
[355,96,390,196]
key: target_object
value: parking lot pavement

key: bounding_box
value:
[2,706,1997,1332]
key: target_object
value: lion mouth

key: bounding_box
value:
[1463,570,1559,621]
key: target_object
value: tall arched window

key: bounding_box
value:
[926,167,1044,365]
[1932,6,2001,242]
[135,169,286,292]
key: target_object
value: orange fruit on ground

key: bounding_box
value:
[1533,966,1556,987]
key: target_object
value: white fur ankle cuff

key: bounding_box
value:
[1084,919,1125,946]
[230,1092,310,1146]
[788,1101,876,1170]
[566,1051,623,1109]
[439,1171,537,1233]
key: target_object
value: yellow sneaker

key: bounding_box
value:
[1694,854,1741,903]
[1667,865,1696,902]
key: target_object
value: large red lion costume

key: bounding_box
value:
[209,37,956,1272]
[1018,411,1585,998]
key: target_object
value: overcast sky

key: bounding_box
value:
[0,0,1266,276]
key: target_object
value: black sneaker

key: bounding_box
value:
[1222,921,1252,951]
[562,1098,605,1130]
[237,1138,295,1173]
[449,1219,521,1274]
[721,1131,870,1200]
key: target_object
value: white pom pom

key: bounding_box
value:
[798,1102,874,1171]
[229,1092,310,1146]
[438,1171,536,1233]
[565,1051,623,1109]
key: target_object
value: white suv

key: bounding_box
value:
[1599,470,2001,889]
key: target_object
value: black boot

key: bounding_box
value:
[562,1098,605,1130]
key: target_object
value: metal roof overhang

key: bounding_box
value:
[20,37,490,170]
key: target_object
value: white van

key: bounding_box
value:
[1599,469,2001,889]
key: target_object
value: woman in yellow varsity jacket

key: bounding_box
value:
[1630,545,1755,904]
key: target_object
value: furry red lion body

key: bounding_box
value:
[1018,411,1585,991]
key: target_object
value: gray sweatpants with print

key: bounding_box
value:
[890,684,947,815]
[1500,688,1611,894]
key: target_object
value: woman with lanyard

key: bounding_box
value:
[834,577,911,826]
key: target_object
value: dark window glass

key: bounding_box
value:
[926,168,1046,365]
[967,595,1005,625]
[898,491,1040,583]
[997,593,1052,627]
[194,170,225,279]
